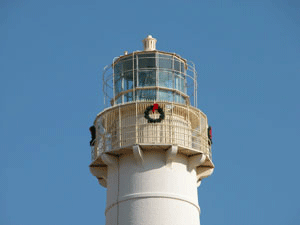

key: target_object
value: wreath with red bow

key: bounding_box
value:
[144,104,165,123]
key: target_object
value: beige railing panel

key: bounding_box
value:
[93,102,211,160]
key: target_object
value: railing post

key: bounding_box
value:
[119,106,121,147]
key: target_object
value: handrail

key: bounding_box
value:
[92,102,211,161]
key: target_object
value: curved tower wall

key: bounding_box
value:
[105,151,200,225]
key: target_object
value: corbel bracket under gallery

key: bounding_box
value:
[133,145,144,166]
[166,145,178,168]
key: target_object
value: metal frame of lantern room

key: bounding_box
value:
[102,51,198,108]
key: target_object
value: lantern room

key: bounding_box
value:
[103,35,198,108]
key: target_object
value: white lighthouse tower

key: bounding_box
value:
[89,35,214,225]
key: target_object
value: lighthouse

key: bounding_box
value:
[89,35,214,225]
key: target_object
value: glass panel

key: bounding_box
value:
[124,71,134,90]
[158,54,172,69]
[137,89,156,101]
[122,58,133,72]
[158,71,173,88]
[174,59,180,71]
[138,70,156,86]
[114,62,122,75]
[125,91,133,103]
[174,94,185,104]
[138,53,155,58]
[138,53,155,68]
[181,62,185,73]
[116,96,122,104]
[114,70,122,82]
[114,78,123,96]
[158,90,173,102]
[175,73,184,92]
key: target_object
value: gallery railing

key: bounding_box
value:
[91,102,211,161]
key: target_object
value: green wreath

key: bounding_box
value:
[144,105,165,123]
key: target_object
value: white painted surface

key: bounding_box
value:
[142,35,157,51]
[105,149,201,225]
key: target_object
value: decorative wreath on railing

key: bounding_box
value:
[144,104,165,123]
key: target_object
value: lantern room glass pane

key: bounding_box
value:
[114,62,122,75]
[138,70,156,87]
[181,62,185,73]
[116,96,122,104]
[175,94,185,104]
[175,73,184,93]
[158,54,172,69]
[115,78,123,96]
[174,59,180,71]
[159,90,173,102]
[158,71,173,89]
[138,54,155,68]
[124,71,134,90]
[122,58,133,72]
[125,91,133,103]
[137,89,156,101]
[114,68,122,81]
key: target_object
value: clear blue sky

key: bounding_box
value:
[1,0,300,224]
